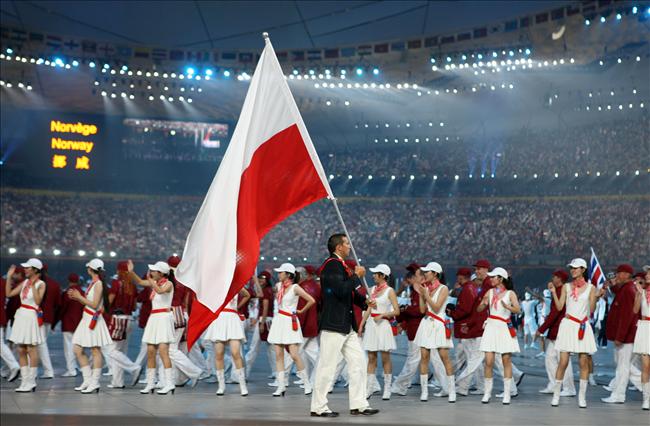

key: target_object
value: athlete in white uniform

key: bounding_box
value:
[521,293,539,349]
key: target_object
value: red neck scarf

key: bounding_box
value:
[491,286,506,310]
[277,280,293,304]
[372,282,388,299]
[149,278,168,301]
[570,277,587,301]
[21,277,38,300]
[424,279,441,294]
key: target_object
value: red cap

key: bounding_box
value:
[635,272,645,279]
[616,264,634,275]
[117,261,129,272]
[167,255,181,268]
[68,273,80,283]
[258,271,272,282]
[456,267,472,277]
[406,263,421,273]
[304,265,317,275]
[473,259,491,269]
[552,270,569,282]
[345,259,357,269]
[14,265,25,274]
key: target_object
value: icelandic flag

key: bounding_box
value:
[589,247,606,288]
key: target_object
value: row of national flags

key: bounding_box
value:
[1,25,488,64]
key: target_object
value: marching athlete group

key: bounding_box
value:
[1,241,649,413]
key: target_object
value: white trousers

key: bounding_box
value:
[544,340,575,392]
[101,342,138,386]
[37,326,54,376]
[62,331,78,374]
[244,323,276,377]
[610,343,642,400]
[311,330,369,414]
[169,327,201,381]
[456,337,485,390]
[184,339,209,374]
[453,339,467,373]
[524,320,538,337]
[283,336,320,382]
[135,340,148,367]
[1,327,19,371]
[391,339,421,393]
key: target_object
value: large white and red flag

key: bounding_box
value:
[175,35,333,348]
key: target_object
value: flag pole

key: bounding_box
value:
[330,196,371,293]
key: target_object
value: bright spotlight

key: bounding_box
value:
[355,68,363,76]
[34,248,42,255]
[391,175,396,180]
[109,251,117,257]
[347,175,353,179]
[185,66,195,75]
[78,250,86,256]
[454,175,459,180]
[372,68,379,75]
[53,249,61,256]
[205,69,213,76]
[223,70,231,77]
[600,16,606,23]
[54,57,64,67]
[368,175,373,180]
[96,251,104,257]
[616,13,621,20]
[409,175,415,181]
[8,247,17,254]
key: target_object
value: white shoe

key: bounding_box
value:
[551,380,561,406]
[216,370,225,396]
[74,366,92,392]
[601,396,625,404]
[535,352,545,358]
[419,375,428,401]
[482,378,493,404]
[560,389,576,397]
[61,371,77,378]
[602,385,612,392]
[156,369,176,395]
[433,390,448,397]
[8,367,20,382]
[140,369,156,394]
[539,386,554,394]
[237,369,248,397]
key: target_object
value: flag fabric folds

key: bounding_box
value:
[175,35,333,349]
[589,247,606,288]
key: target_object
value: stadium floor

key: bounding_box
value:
[1,333,647,426]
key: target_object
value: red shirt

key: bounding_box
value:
[353,285,367,329]
[537,286,565,340]
[297,279,321,338]
[171,282,187,308]
[260,285,274,319]
[137,287,152,329]
[42,276,61,326]
[606,281,638,343]
[5,280,21,325]
[109,279,137,315]
[469,278,492,337]
[449,281,481,339]
[397,288,424,341]
[0,278,6,327]
[59,284,84,332]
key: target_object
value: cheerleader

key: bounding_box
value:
[633,266,650,410]
[476,267,521,405]
[68,258,114,393]
[359,264,399,400]
[549,258,600,408]
[127,260,176,395]
[267,263,316,396]
[204,286,251,396]
[413,262,456,403]
[5,259,45,392]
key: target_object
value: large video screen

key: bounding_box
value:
[122,119,229,162]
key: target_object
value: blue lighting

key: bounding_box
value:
[88,61,96,68]
[525,48,531,55]
[292,69,299,75]
[616,13,622,20]
[340,69,347,75]
[372,68,379,75]
[355,67,363,76]
[477,53,483,59]
[54,57,64,67]
[205,69,213,76]
[185,66,196,75]
[6,48,13,54]
[585,19,590,26]
[600,16,606,23]
[446,56,452,62]
[632,6,637,14]
[646,6,650,15]
[492,52,498,58]
[72,60,79,67]
[223,70,231,78]
[508,51,514,57]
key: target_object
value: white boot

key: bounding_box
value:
[578,379,587,408]
[366,373,380,398]
[382,374,392,400]
[551,379,562,406]
[273,371,286,396]
[157,368,175,395]
[216,369,226,395]
[140,368,156,394]
[482,378,493,404]
[420,374,428,401]
[447,375,456,403]
[74,365,91,392]
[14,366,33,392]
[237,368,248,396]
[81,368,101,393]
[588,373,597,386]
[642,382,649,410]
[503,378,512,405]
[297,369,312,395]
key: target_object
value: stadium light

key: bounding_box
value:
[96,251,104,257]
[391,175,396,180]
[328,174,334,180]
[600,16,606,23]
[109,251,117,258]
[53,249,61,256]
[533,174,538,179]
[615,171,620,176]
[78,250,86,256]
[185,66,195,75]
[409,175,415,180]
[347,175,352,179]
[355,68,363,76]
[372,68,379,75]
[223,70,231,78]
[454,175,459,180]
[616,13,622,20]
[433,175,438,180]
[34,248,42,255]
[632,6,638,14]
[367,175,373,180]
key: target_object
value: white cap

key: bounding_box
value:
[543,289,551,298]
[487,267,509,279]
[643,265,650,272]
[421,262,443,274]
[85,258,104,271]
[567,258,587,269]
[21,258,43,270]
[470,273,477,281]
[148,261,170,275]
[369,264,391,276]
[274,263,296,274]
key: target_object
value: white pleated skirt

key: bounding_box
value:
[267,314,302,345]
[554,318,597,354]
[633,320,650,355]
[479,318,520,354]
[142,312,175,344]
[9,307,43,346]
[414,316,453,349]
[363,318,396,352]
[72,313,113,348]
[204,312,246,342]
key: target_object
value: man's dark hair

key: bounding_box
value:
[327,233,348,255]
